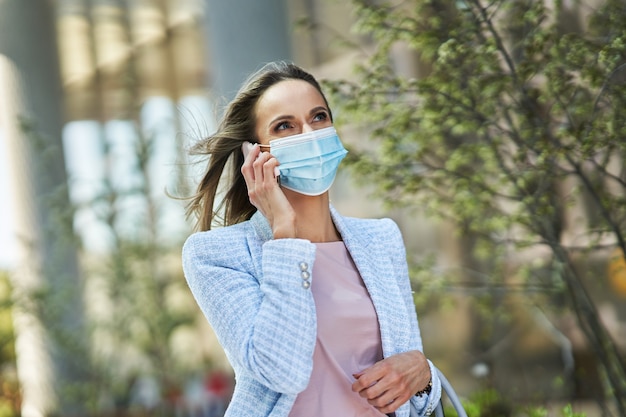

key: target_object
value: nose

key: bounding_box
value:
[302,123,314,133]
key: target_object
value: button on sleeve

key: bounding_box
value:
[299,262,311,289]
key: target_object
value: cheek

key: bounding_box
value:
[252,120,274,146]
[255,130,271,146]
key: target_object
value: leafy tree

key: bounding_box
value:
[81,124,197,414]
[17,115,200,414]
[325,0,626,413]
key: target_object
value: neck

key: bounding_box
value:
[284,191,341,243]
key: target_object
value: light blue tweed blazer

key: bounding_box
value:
[182,206,441,416]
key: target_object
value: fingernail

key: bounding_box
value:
[274,167,280,177]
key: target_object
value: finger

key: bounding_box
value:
[370,363,421,412]
[374,397,404,415]
[372,395,397,414]
[352,361,389,395]
[351,375,368,394]
[357,377,393,401]
[262,156,280,187]
[377,388,415,414]
[352,375,387,400]
[252,151,272,186]
[241,142,260,186]
[363,383,410,414]
[367,382,404,406]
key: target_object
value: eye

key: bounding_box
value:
[274,121,292,132]
[313,111,328,122]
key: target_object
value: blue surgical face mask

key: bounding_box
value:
[269,126,348,196]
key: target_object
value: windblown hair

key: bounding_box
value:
[186,61,333,231]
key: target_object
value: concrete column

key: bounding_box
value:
[203,0,292,101]
[0,1,86,415]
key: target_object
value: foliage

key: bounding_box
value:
[15,111,203,414]
[75,122,200,413]
[325,0,626,413]
[0,274,19,417]
[16,116,98,412]
[441,387,588,416]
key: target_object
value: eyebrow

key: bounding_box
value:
[267,106,329,129]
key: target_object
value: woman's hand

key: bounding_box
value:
[351,350,431,414]
[241,142,296,238]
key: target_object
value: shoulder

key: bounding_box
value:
[340,215,403,241]
[182,221,255,261]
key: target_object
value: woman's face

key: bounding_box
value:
[254,79,332,146]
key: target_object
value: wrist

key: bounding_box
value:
[415,377,432,397]
[272,218,296,239]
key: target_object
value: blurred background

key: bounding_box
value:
[0,0,625,416]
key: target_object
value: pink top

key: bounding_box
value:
[289,241,385,417]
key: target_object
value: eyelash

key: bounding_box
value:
[273,112,329,132]
[275,122,290,131]
[313,112,328,121]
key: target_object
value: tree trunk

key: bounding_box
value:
[550,243,626,415]
[0,1,87,416]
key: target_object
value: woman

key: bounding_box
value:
[182,61,441,417]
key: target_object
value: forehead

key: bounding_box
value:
[255,79,326,116]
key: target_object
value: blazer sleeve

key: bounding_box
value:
[384,219,442,416]
[182,226,318,394]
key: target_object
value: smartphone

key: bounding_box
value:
[242,142,280,178]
